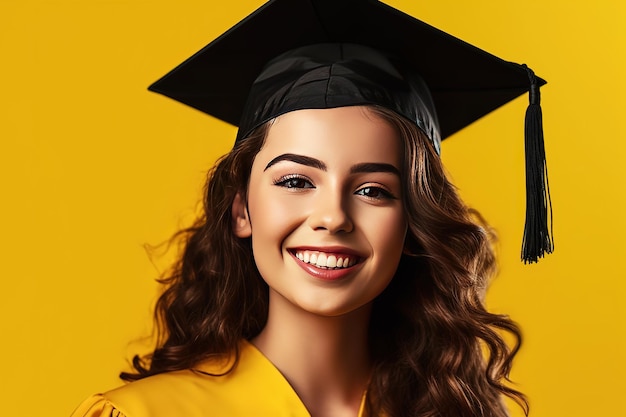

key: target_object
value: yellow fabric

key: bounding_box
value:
[71,340,367,417]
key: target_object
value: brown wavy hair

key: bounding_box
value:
[122,106,528,417]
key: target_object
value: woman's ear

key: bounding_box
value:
[232,192,252,238]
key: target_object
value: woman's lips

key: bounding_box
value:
[288,248,363,281]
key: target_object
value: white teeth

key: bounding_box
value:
[293,250,357,269]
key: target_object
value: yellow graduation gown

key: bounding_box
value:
[71,340,368,417]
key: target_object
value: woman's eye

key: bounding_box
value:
[355,186,395,200]
[274,175,314,189]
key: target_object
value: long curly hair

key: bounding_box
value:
[121,106,528,417]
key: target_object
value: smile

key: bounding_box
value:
[293,250,359,269]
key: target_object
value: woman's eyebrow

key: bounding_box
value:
[350,162,400,176]
[264,153,327,171]
[264,153,400,177]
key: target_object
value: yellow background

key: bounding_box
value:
[1,0,624,416]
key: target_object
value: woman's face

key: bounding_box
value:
[233,106,407,317]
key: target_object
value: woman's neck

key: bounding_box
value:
[252,290,372,417]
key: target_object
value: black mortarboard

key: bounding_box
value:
[148,0,553,263]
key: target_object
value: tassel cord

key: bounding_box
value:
[521,65,553,263]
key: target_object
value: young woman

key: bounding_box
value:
[72,1,551,416]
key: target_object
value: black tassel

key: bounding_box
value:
[521,64,553,263]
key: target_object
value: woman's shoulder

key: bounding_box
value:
[70,367,234,417]
[70,340,311,417]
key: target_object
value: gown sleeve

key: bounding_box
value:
[70,394,127,417]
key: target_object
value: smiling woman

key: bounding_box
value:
[236,107,406,319]
[69,0,548,416]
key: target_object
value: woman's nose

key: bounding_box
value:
[306,188,354,234]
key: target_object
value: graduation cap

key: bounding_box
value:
[148,0,553,263]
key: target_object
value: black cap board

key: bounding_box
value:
[148,0,553,263]
[149,0,544,140]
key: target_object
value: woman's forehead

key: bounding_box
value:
[258,107,402,169]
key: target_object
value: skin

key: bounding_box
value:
[232,106,407,417]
